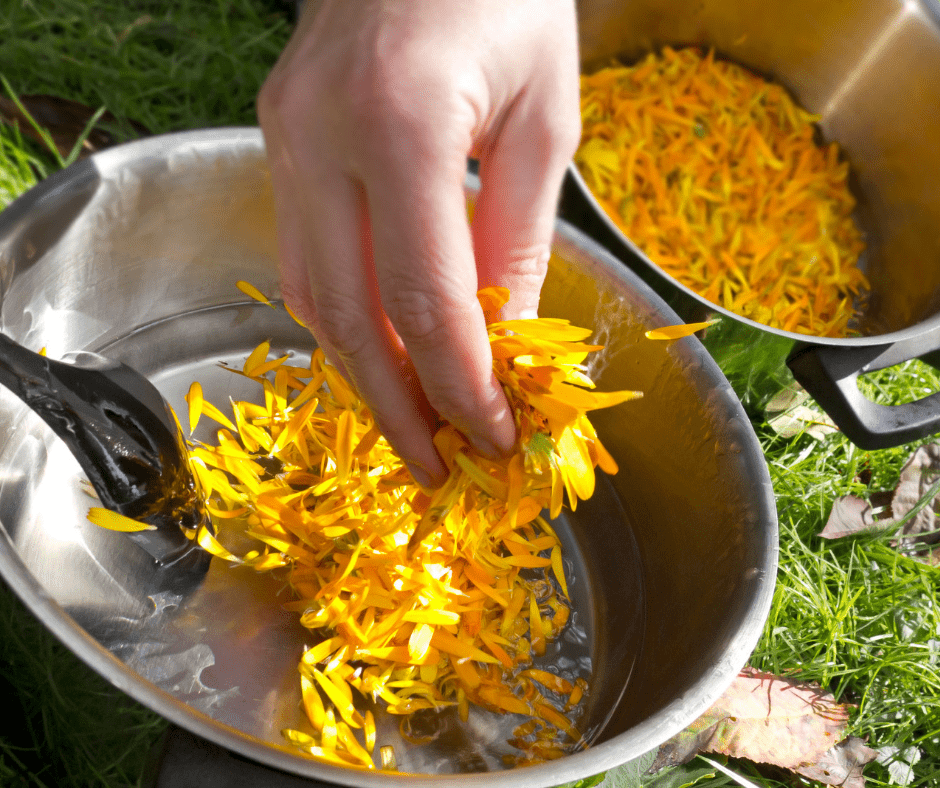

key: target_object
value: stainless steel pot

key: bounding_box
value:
[566,0,940,449]
[0,129,776,786]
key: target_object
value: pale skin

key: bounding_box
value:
[257,0,581,487]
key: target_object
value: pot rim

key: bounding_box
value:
[0,127,778,787]
[566,164,940,349]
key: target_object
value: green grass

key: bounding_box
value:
[753,426,940,786]
[0,121,41,209]
[1,0,291,136]
[0,583,169,787]
[2,1,940,786]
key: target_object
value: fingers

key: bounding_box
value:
[260,73,448,485]
[472,3,582,321]
[364,132,517,462]
[277,172,449,484]
[256,0,581,486]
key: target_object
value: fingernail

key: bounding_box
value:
[468,434,501,460]
[518,308,539,320]
[468,423,518,460]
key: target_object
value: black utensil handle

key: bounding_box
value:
[0,332,208,567]
[787,329,940,450]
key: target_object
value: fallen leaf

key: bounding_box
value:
[765,382,838,440]
[0,94,149,158]
[819,495,882,540]
[794,736,877,787]
[891,443,940,547]
[820,442,940,562]
[649,668,857,778]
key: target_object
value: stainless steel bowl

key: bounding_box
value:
[567,0,940,449]
[0,128,776,786]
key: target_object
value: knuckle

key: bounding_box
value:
[312,286,372,358]
[491,246,550,318]
[256,68,296,126]
[383,282,450,344]
[258,63,331,137]
[349,46,452,142]
[532,103,582,167]
[504,243,551,282]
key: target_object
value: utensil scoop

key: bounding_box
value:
[0,331,210,574]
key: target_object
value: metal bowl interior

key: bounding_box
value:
[0,129,776,786]
[574,0,940,347]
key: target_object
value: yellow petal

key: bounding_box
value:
[285,302,306,326]
[557,425,596,501]
[312,668,362,729]
[185,381,203,433]
[478,685,531,716]
[407,623,434,663]
[554,382,643,411]
[199,399,236,431]
[551,546,569,599]
[335,409,355,481]
[300,673,326,730]
[529,591,546,656]
[364,710,377,752]
[237,280,275,308]
[523,668,574,695]
[380,745,397,770]
[490,318,594,342]
[248,353,290,378]
[403,609,461,626]
[645,318,720,340]
[86,507,155,532]
[244,340,271,376]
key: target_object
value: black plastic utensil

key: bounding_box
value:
[0,332,210,574]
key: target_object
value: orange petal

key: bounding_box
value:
[477,285,511,315]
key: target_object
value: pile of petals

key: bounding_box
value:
[577,46,868,337]
[98,285,642,770]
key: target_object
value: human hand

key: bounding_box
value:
[257,0,581,487]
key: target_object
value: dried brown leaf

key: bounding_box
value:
[794,736,877,787]
[820,442,940,562]
[650,668,852,774]
[819,495,880,540]
[892,443,940,545]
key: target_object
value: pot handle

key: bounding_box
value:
[787,326,940,450]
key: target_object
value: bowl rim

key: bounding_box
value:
[0,127,778,787]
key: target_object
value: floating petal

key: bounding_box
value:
[86,507,155,532]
